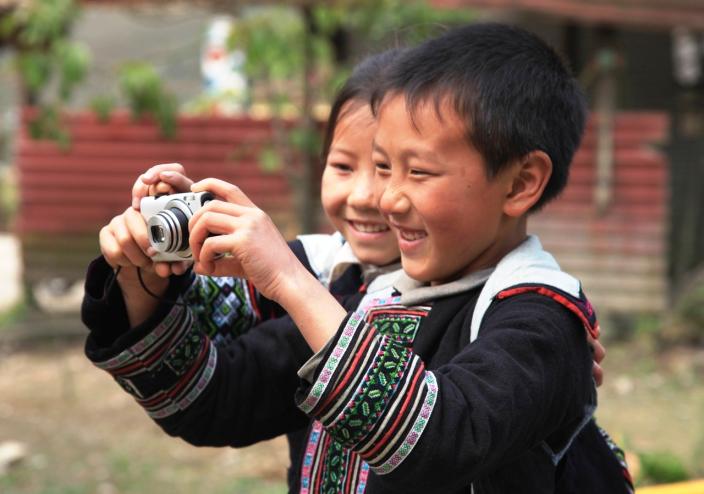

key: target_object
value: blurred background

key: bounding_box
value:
[0,0,702,492]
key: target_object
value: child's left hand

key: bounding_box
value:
[188,178,304,303]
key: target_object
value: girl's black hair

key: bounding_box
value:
[320,48,404,165]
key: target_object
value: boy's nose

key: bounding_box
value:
[378,184,410,215]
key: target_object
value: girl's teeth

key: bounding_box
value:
[400,230,427,241]
[352,222,389,233]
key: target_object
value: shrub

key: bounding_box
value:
[638,451,690,485]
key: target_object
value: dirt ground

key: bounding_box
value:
[0,336,702,493]
[0,339,289,494]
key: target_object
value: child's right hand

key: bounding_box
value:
[99,206,189,280]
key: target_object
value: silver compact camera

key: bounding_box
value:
[140,191,215,262]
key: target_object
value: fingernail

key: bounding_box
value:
[146,246,157,256]
[161,171,174,178]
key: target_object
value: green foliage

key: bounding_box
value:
[226,1,472,231]
[16,50,52,94]
[676,280,704,335]
[1,0,77,45]
[662,268,704,346]
[119,62,177,139]
[634,314,661,338]
[55,40,89,100]
[230,2,473,108]
[313,0,473,46]
[289,126,321,156]
[258,146,282,173]
[3,0,90,142]
[638,451,690,485]
[0,167,18,230]
[89,95,115,123]
[0,300,27,330]
[6,0,89,102]
[230,7,305,84]
[28,105,70,149]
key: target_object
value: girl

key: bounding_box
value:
[83,50,405,492]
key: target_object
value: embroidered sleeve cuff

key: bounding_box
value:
[82,255,194,353]
[90,303,217,419]
[295,308,438,475]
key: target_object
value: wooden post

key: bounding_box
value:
[593,47,618,216]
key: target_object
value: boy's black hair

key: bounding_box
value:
[371,23,587,211]
[320,48,404,165]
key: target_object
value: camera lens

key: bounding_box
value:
[147,204,190,254]
[150,225,166,244]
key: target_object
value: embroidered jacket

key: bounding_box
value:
[293,236,633,493]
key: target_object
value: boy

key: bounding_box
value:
[182,24,631,492]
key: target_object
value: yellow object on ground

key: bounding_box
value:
[638,480,704,493]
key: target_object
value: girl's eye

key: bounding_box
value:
[330,163,353,173]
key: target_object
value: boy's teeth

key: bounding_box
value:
[400,230,427,241]
[352,222,389,233]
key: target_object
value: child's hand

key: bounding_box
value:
[131,162,194,210]
[188,178,302,302]
[99,207,189,279]
[588,334,606,387]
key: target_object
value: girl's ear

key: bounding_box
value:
[503,150,552,217]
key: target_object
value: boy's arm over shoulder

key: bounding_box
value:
[295,291,593,492]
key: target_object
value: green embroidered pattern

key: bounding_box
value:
[330,339,412,447]
[326,307,427,446]
[164,327,205,375]
[365,308,425,343]
[321,439,349,494]
[184,275,259,342]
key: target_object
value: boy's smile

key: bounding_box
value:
[373,94,524,284]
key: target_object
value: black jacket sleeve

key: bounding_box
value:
[82,239,323,446]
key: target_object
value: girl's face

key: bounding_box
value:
[321,102,400,266]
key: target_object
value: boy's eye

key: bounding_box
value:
[409,167,436,177]
[375,162,390,174]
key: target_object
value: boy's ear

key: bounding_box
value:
[503,150,552,217]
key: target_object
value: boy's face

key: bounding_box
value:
[321,102,400,266]
[373,94,516,284]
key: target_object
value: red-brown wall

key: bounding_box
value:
[16,111,300,284]
[16,110,669,314]
[531,112,669,313]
